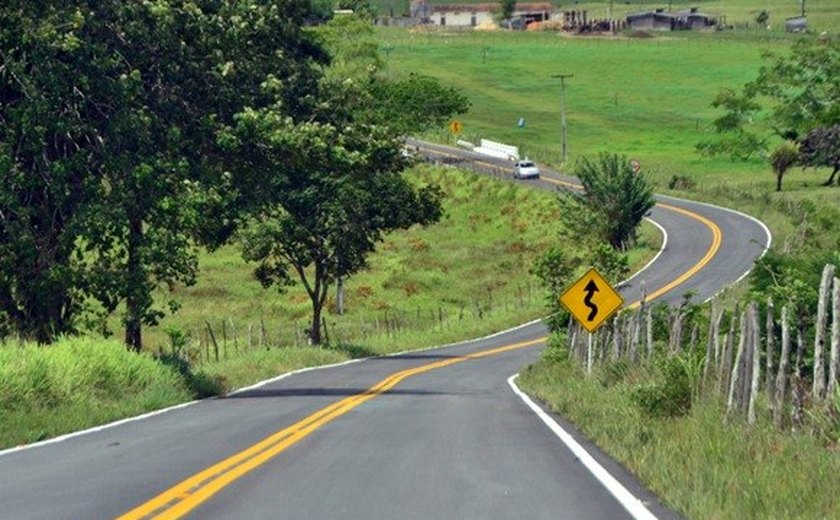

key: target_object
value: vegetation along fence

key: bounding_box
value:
[565,264,839,430]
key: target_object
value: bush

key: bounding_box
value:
[540,332,571,365]
[598,360,632,388]
[0,337,195,411]
[631,355,693,417]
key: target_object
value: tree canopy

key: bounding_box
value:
[558,153,655,251]
[0,0,326,347]
[696,37,839,184]
[236,13,467,345]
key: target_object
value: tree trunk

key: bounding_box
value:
[776,170,784,192]
[124,215,144,352]
[813,264,835,399]
[336,275,345,315]
[309,297,323,345]
[307,263,331,346]
[823,165,838,186]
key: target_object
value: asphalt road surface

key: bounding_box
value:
[0,142,770,520]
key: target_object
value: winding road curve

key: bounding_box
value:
[0,141,770,520]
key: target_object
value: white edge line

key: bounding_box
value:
[617,217,668,289]
[507,374,658,520]
[674,198,773,303]
[2,163,772,457]
[0,317,545,458]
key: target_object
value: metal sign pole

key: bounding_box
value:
[587,331,593,375]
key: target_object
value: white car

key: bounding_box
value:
[513,159,540,179]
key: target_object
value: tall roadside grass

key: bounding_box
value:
[0,337,193,448]
[518,352,840,519]
[0,337,353,450]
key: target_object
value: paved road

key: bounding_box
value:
[0,143,770,519]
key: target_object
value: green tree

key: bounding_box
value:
[497,0,517,28]
[696,89,765,160]
[558,153,655,251]
[698,37,839,165]
[769,140,800,192]
[530,247,579,332]
[799,125,840,186]
[337,0,376,19]
[236,102,443,345]
[234,14,467,345]
[0,1,327,348]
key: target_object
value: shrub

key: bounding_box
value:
[0,337,191,411]
[632,355,693,417]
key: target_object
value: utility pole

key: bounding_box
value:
[552,73,573,164]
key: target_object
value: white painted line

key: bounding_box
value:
[508,374,658,520]
[661,196,772,303]
[0,317,546,458]
[618,217,668,289]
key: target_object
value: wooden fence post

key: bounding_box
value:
[703,301,718,382]
[727,308,748,416]
[719,305,738,397]
[828,276,840,395]
[611,316,621,361]
[765,297,775,405]
[773,305,791,429]
[748,302,762,424]
[813,264,835,399]
[791,324,806,429]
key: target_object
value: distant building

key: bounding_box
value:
[626,7,720,31]
[785,16,807,32]
[421,2,553,28]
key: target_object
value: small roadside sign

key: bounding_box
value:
[559,267,624,333]
[449,120,463,134]
[630,159,641,174]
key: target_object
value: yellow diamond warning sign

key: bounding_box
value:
[449,120,463,134]
[560,267,624,333]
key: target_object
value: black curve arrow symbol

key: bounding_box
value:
[583,280,599,321]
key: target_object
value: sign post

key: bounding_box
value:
[560,268,624,374]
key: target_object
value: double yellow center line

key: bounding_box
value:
[118,339,544,520]
[118,153,723,519]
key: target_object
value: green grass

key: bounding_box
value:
[2,164,660,449]
[145,165,660,358]
[0,336,193,448]
[378,27,840,253]
[518,355,840,519]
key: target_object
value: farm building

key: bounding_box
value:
[626,7,721,31]
[410,0,553,27]
[785,16,807,32]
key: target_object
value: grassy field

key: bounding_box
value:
[0,164,660,449]
[381,20,840,519]
[378,26,840,251]
[144,165,660,359]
